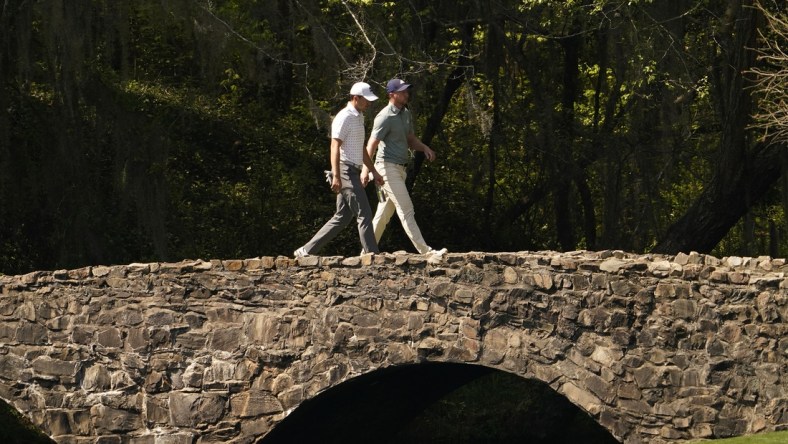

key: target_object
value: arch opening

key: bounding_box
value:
[260,363,620,444]
[0,398,56,444]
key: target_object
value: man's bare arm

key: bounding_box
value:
[330,138,342,192]
[361,138,383,186]
[407,133,436,161]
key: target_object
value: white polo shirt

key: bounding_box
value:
[331,102,365,166]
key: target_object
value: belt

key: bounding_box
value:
[343,161,362,171]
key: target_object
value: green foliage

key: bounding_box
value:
[692,431,788,444]
[0,0,786,274]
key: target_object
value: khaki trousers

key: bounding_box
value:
[372,162,431,254]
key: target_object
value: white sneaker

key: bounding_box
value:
[427,247,447,257]
[426,247,447,264]
[293,247,309,258]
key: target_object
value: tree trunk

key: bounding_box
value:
[652,142,784,254]
[555,21,582,251]
[405,65,466,190]
[407,24,473,191]
[485,74,501,249]
[652,0,779,255]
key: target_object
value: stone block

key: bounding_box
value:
[144,371,171,393]
[110,370,137,391]
[610,278,637,295]
[600,258,626,273]
[16,322,49,344]
[503,267,518,284]
[705,338,727,356]
[691,406,719,423]
[222,259,244,271]
[416,337,444,357]
[459,317,480,339]
[279,386,304,411]
[617,382,641,400]
[671,299,697,319]
[168,392,227,427]
[144,396,170,427]
[590,346,624,367]
[204,360,237,384]
[690,423,715,439]
[127,263,152,273]
[633,363,662,388]
[532,272,553,290]
[91,405,142,433]
[599,408,632,439]
[586,374,616,404]
[650,260,680,277]
[153,433,195,444]
[97,328,123,348]
[230,390,283,417]
[0,352,27,380]
[352,312,380,328]
[32,356,80,383]
[259,256,276,269]
[209,327,243,352]
[560,304,579,320]
[293,255,318,267]
[246,314,282,343]
[125,327,150,352]
[564,274,588,292]
[72,409,92,435]
[660,425,685,439]
[82,364,111,391]
[448,337,480,362]
[560,382,602,415]
[240,417,270,438]
[713,417,747,438]
[618,398,652,415]
[672,416,692,429]
[198,425,241,443]
[44,408,71,436]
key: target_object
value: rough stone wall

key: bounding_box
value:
[0,250,786,444]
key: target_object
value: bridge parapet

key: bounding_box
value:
[0,250,786,443]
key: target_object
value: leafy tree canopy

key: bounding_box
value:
[0,0,785,274]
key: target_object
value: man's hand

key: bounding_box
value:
[373,171,384,186]
[422,145,436,161]
[331,175,341,193]
[361,167,370,187]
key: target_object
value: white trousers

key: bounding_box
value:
[372,162,431,254]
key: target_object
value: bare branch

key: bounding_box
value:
[748,2,788,142]
[195,1,309,69]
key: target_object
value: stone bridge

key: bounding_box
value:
[0,251,786,444]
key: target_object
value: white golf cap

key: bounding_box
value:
[349,82,378,101]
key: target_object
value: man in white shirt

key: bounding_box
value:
[294,82,384,257]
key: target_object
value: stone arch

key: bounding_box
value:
[259,362,619,444]
[254,281,631,442]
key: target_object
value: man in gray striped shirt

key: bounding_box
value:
[294,82,384,257]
